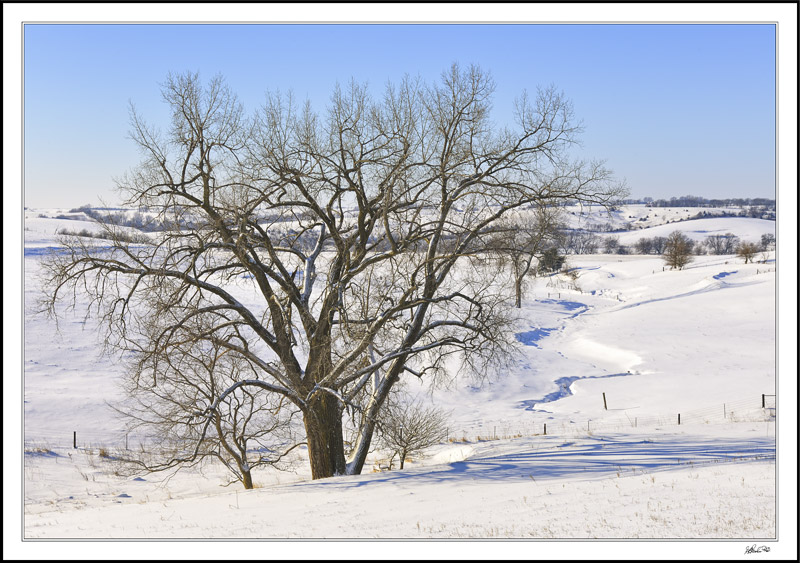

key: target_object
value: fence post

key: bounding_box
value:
[678,413,681,425]
[73,431,77,449]
[603,392,608,410]
[762,394,765,408]
[543,423,547,436]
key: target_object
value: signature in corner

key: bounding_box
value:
[744,544,771,554]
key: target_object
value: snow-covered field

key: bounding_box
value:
[9,206,797,559]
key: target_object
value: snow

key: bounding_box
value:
[8,206,797,559]
[21,429,777,540]
[611,216,775,245]
[562,203,775,238]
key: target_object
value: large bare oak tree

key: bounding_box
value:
[42,65,625,480]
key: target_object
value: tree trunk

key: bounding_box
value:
[303,392,346,479]
[242,469,254,490]
[346,370,401,475]
[348,283,434,475]
[346,407,378,476]
[514,275,523,308]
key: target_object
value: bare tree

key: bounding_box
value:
[662,230,694,270]
[376,392,450,470]
[736,241,759,264]
[603,235,620,254]
[41,66,624,480]
[650,236,667,255]
[560,228,600,255]
[114,325,301,490]
[487,205,565,307]
[635,237,653,255]
[760,233,776,251]
[704,233,739,255]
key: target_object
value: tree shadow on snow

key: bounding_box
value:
[297,434,775,490]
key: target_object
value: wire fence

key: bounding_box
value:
[442,394,776,443]
[23,427,153,453]
[24,394,776,455]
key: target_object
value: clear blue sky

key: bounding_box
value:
[23,23,776,208]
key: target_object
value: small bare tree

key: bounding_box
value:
[114,325,301,490]
[603,235,620,254]
[561,228,600,255]
[704,233,739,255]
[487,206,565,308]
[736,241,760,264]
[635,237,653,255]
[376,393,450,470]
[662,230,694,270]
[650,236,667,255]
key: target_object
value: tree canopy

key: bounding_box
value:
[42,65,625,481]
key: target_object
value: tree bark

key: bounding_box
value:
[346,407,379,476]
[346,368,402,475]
[242,469,254,490]
[303,392,346,479]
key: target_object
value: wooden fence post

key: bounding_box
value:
[73,431,77,449]
[678,413,681,425]
[543,423,547,436]
[603,392,608,410]
[762,394,765,408]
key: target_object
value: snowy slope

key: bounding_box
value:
[611,216,775,245]
[561,203,772,231]
[15,206,790,556]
